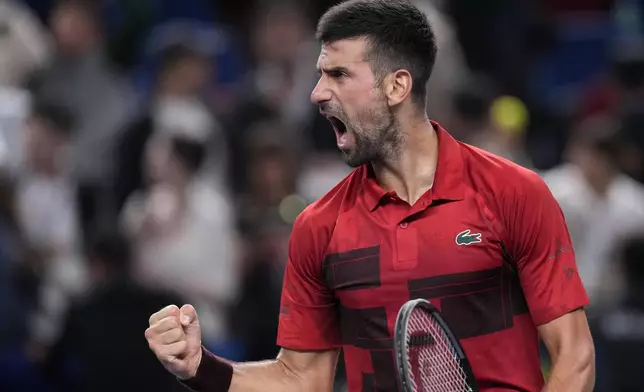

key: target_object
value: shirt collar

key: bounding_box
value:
[361,121,465,211]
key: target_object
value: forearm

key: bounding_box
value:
[542,351,595,392]
[182,348,327,392]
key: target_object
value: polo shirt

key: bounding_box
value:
[277,122,589,391]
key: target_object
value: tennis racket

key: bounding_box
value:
[394,298,479,392]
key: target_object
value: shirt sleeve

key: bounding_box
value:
[276,209,341,350]
[504,170,590,326]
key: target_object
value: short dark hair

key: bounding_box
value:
[31,100,75,138]
[316,0,437,104]
[452,76,498,123]
[169,136,206,174]
[571,115,621,160]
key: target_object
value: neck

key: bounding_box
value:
[371,117,438,205]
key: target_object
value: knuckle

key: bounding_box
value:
[150,305,179,325]
[167,305,180,316]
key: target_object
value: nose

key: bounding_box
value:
[310,77,331,105]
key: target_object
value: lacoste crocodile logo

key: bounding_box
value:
[455,229,482,246]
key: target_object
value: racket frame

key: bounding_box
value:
[394,298,479,392]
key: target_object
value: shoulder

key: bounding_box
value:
[459,142,553,210]
[457,143,561,236]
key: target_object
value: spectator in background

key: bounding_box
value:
[121,132,240,355]
[42,230,186,392]
[0,0,52,88]
[248,0,315,131]
[16,101,78,261]
[226,0,317,195]
[592,234,644,392]
[113,43,220,215]
[14,101,89,357]
[0,0,52,173]
[232,135,303,362]
[448,75,533,167]
[28,0,134,236]
[411,0,470,123]
[542,115,644,307]
[578,51,644,122]
[237,127,302,234]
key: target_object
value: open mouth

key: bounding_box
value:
[328,116,347,135]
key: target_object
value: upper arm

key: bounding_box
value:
[502,171,590,326]
[277,348,340,391]
[538,309,594,360]
[277,209,341,350]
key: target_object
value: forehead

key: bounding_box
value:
[317,38,370,68]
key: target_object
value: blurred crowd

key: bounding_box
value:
[0,0,642,391]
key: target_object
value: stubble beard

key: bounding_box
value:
[341,105,403,168]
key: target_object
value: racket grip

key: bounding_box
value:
[180,346,233,391]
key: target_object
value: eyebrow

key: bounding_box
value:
[317,66,351,77]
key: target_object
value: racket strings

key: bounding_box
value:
[406,309,471,392]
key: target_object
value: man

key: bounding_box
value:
[542,115,644,308]
[123,132,239,348]
[30,0,134,239]
[15,101,87,358]
[145,1,595,391]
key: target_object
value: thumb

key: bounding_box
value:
[179,304,199,327]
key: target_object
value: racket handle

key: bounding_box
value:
[180,346,233,391]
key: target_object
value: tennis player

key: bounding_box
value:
[145,1,595,391]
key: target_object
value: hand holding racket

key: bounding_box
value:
[394,299,479,392]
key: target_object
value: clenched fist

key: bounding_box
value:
[145,304,203,380]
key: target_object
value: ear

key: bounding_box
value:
[383,69,413,106]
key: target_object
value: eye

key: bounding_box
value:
[329,70,346,79]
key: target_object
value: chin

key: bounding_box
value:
[341,151,367,168]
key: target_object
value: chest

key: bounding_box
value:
[323,201,528,342]
[323,200,507,308]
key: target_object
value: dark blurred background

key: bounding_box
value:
[0,0,643,391]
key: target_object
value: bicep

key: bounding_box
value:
[538,309,594,360]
